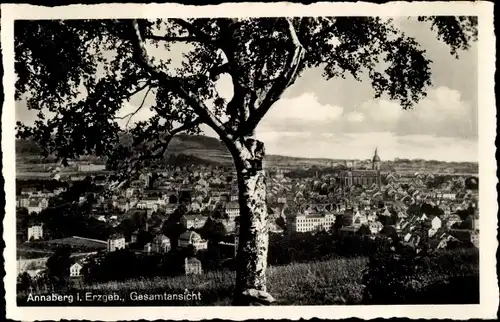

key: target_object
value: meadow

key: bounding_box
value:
[18,248,479,306]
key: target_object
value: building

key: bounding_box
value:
[17,195,30,208]
[369,221,383,234]
[27,198,48,214]
[144,243,153,253]
[70,262,83,277]
[178,231,208,251]
[225,201,240,220]
[107,234,126,252]
[131,230,139,243]
[445,214,462,229]
[77,163,106,172]
[339,148,382,188]
[286,212,336,235]
[180,215,208,230]
[431,216,442,230]
[183,257,203,275]
[471,230,479,248]
[27,224,43,241]
[152,234,171,253]
[165,204,177,215]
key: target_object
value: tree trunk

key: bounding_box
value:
[230,137,274,306]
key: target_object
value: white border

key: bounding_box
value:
[2,2,497,320]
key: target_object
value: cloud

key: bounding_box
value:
[353,86,476,139]
[345,111,366,122]
[256,92,344,135]
[361,99,403,122]
[263,92,344,123]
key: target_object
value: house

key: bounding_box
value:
[352,212,368,229]
[431,216,442,230]
[115,200,130,212]
[178,231,208,251]
[131,230,139,243]
[70,262,83,277]
[190,201,202,212]
[286,213,336,234]
[183,257,203,275]
[137,196,160,211]
[27,224,43,241]
[471,231,479,248]
[107,234,126,252]
[369,221,383,234]
[27,199,47,214]
[17,195,30,208]
[125,188,135,198]
[144,243,153,253]
[165,204,177,215]
[403,232,412,242]
[181,214,208,230]
[152,234,171,253]
[225,201,240,220]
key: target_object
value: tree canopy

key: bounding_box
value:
[16,16,477,181]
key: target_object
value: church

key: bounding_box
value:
[338,148,382,188]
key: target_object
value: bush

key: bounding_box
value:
[361,246,479,304]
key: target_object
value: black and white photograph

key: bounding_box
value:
[2,2,497,320]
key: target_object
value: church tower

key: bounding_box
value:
[372,148,382,187]
[372,147,381,171]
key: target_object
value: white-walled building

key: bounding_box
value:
[178,231,208,251]
[107,234,126,252]
[286,213,336,234]
[27,224,43,241]
[70,262,83,277]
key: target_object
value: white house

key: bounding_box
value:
[27,224,43,241]
[431,216,442,230]
[225,201,240,220]
[369,221,383,234]
[178,231,208,251]
[107,234,126,252]
[70,262,83,277]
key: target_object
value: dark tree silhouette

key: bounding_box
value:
[15,16,477,305]
[46,245,72,288]
[357,224,371,236]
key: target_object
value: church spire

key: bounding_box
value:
[372,147,381,170]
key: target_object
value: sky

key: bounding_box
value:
[15,17,478,162]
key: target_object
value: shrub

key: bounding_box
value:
[361,246,479,304]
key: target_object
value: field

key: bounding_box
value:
[19,237,107,259]
[30,236,106,250]
[36,236,107,249]
[18,248,479,306]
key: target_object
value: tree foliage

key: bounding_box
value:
[15,16,477,182]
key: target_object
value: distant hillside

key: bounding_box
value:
[15,135,478,172]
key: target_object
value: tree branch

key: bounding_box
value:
[108,117,202,191]
[130,19,229,139]
[121,81,150,99]
[117,86,152,129]
[241,18,306,136]
[144,34,203,43]
[171,18,218,43]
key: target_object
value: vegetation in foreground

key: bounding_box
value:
[18,248,478,306]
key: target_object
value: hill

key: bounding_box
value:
[15,135,478,172]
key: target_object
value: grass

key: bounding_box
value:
[18,249,478,306]
[80,257,368,305]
